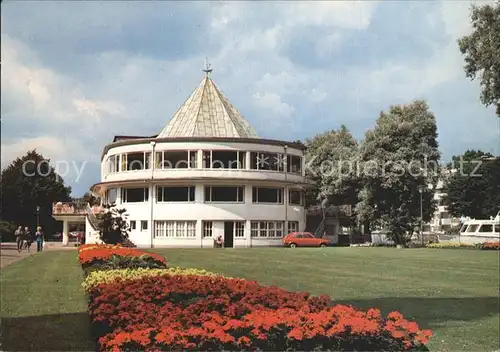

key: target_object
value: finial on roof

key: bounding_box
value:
[202,57,213,75]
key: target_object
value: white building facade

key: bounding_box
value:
[428,176,461,233]
[89,73,310,248]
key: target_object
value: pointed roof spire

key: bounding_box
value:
[156,73,259,139]
[202,57,213,75]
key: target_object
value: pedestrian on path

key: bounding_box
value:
[14,226,25,252]
[35,226,44,252]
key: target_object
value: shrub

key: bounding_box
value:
[95,204,129,244]
[88,275,432,351]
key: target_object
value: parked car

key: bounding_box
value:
[282,232,330,248]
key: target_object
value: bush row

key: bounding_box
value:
[79,245,432,351]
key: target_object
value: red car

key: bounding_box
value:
[282,232,330,248]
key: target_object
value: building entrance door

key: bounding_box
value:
[224,222,234,248]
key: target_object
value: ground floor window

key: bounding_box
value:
[288,221,299,233]
[234,222,245,237]
[250,221,284,238]
[155,221,196,238]
[203,221,213,238]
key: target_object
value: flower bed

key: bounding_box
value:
[80,245,432,351]
[82,267,232,291]
[78,246,167,274]
[427,241,500,250]
[477,241,500,250]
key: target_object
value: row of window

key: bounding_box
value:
[112,186,305,205]
[460,224,500,233]
[106,150,302,174]
[143,220,300,238]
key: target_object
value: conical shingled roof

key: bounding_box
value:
[157,75,259,139]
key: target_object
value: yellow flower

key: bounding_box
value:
[82,267,233,291]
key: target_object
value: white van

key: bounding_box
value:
[458,211,500,244]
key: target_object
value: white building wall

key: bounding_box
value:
[109,183,305,248]
[92,139,308,248]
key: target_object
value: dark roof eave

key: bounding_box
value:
[101,137,306,161]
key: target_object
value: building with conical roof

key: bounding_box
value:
[54,68,310,248]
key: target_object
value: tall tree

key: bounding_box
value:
[304,125,360,208]
[458,2,500,116]
[1,150,72,236]
[444,150,500,218]
[357,100,440,245]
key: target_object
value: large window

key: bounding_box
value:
[479,224,493,233]
[250,152,284,171]
[121,152,151,171]
[121,188,149,203]
[252,187,283,204]
[106,188,118,204]
[287,155,302,174]
[466,224,479,232]
[250,221,284,238]
[203,151,246,169]
[155,221,196,238]
[157,186,195,202]
[107,155,120,173]
[289,190,303,206]
[156,150,197,169]
[235,222,245,237]
[204,186,244,202]
[203,221,213,238]
[288,221,299,233]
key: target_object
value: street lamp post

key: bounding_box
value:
[418,186,424,246]
[36,206,40,228]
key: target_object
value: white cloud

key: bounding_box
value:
[2,0,498,194]
[253,92,295,117]
[286,1,375,29]
[0,136,87,167]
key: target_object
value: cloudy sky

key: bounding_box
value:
[2,1,499,196]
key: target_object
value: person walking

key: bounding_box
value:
[35,226,44,252]
[25,227,35,252]
[14,226,24,252]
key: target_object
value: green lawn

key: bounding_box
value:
[1,248,499,351]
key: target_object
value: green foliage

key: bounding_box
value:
[83,254,167,277]
[458,2,500,116]
[357,100,440,245]
[304,125,360,208]
[0,150,72,236]
[0,220,17,242]
[444,150,500,218]
[96,204,130,245]
[73,191,101,206]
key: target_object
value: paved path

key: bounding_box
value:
[0,242,76,268]
[0,243,35,268]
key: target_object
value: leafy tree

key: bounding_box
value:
[444,150,500,218]
[357,100,440,246]
[74,191,101,206]
[458,2,500,116]
[0,220,17,242]
[0,150,72,236]
[304,125,360,208]
[96,203,130,244]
